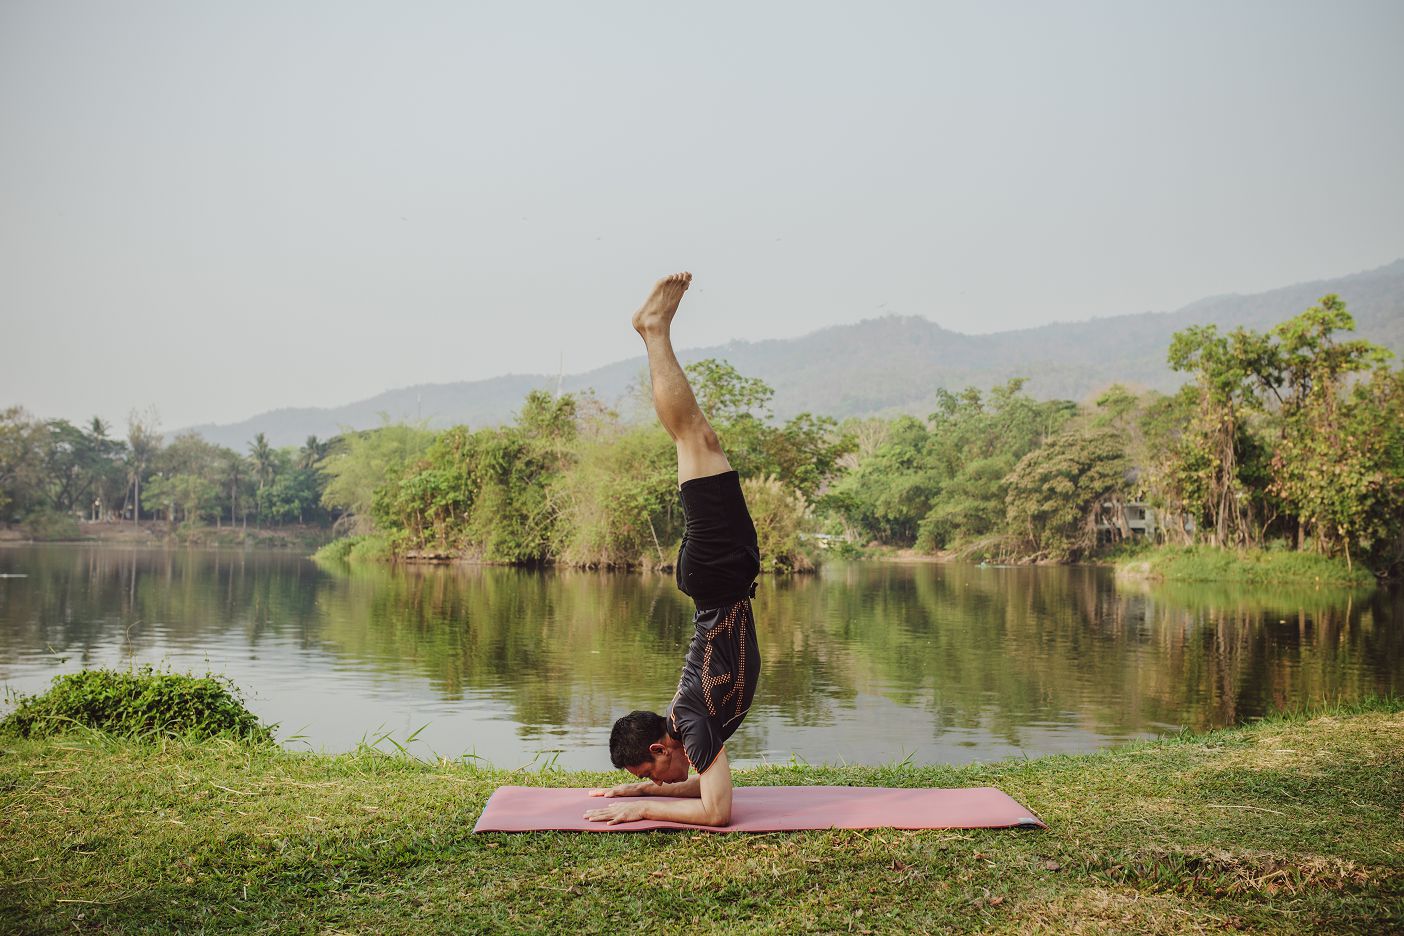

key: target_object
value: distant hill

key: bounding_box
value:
[185,259,1404,448]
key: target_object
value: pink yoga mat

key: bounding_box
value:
[473,785,1045,833]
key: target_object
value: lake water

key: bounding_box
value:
[1,545,1399,771]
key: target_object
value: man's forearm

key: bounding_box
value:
[638,793,728,826]
[642,776,701,799]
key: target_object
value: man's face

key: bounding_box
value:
[626,741,689,785]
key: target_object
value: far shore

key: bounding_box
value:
[4,527,1386,587]
[0,520,332,550]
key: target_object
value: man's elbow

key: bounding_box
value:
[701,805,731,827]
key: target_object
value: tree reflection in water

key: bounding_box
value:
[1,546,1398,768]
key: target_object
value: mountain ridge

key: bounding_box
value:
[184,259,1404,448]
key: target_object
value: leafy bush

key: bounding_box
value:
[743,475,814,573]
[346,534,393,562]
[313,534,392,563]
[21,509,81,541]
[0,667,275,743]
[555,424,676,569]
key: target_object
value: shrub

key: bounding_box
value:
[313,536,357,562]
[346,534,393,562]
[743,475,814,573]
[21,509,81,541]
[554,424,676,569]
[0,667,275,743]
[313,534,392,564]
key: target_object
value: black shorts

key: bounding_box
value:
[675,470,760,610]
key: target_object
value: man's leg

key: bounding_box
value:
[633,272,733,485]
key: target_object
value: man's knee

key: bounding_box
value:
[676,424,731,482]
[679,423,723,457]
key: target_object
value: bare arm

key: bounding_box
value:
[587,776,701,799]
[583,749,733,826]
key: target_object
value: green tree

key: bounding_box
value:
[1138,386,1199,543]
[742,475,812,572]
[760,413,853,504]
[144,433,225,525]
[320,421,435,534]
[84,418,129,520]
[915,456,1010,551]
[822,415,938,545]
[247,433,277,522]
[371,393,578,562]
[554,421,676,568]
[1165,324,1274,546]
[124,408,162,523]
[917,380,1075,550]
[1265,296,1396,566]
[1004,427,1130,562]
[41,418,127,519]
[0,407,46,522]
[298,435,331,470]
[687,358,773,424]
[259,455,322,525]
[683,359,850,501]
[217,449,251,526]
[1340,367,1404,573]
[372,426,478,553]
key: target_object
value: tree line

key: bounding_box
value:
[335,359,852,572]
[825,294,1402,574]
[0,410,340,536]
[4,294,1401,574]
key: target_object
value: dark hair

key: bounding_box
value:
[609,710,666,768]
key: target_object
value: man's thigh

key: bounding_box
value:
[676,471,759,606]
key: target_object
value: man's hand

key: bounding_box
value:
[587,782,649,798]
[583,800,650,825]
[581,749,733,827]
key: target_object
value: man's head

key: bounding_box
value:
[609,710,689,784]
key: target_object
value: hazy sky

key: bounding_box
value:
[3,1,1402,432]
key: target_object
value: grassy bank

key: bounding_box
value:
[3,702,1400,934]
[310,533,394,564]
[1115,544,1377,587]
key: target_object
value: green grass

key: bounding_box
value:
[2,700,1400,934]
[311,533,393,564]
[1115,544,1376,586]
[0,668,273,745]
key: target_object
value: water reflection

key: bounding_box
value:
[0,546,1398,770]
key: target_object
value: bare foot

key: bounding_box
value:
[632,272,692,335]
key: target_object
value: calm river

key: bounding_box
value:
[1,545,1399,770]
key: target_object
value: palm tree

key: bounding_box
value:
[125,409,161,525]
[218,450,247,527]
[298,435,330,470]
[248,433,277,524]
